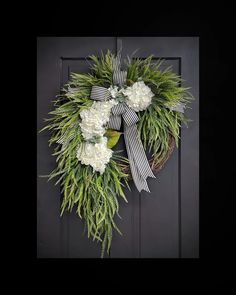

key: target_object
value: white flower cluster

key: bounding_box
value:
[77,137,112,174]
[79,99,117,140]
[77,99,117,174]
[108,85,120,98]
[76,80,154,173]
[122,81,154,112]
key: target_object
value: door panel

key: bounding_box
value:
[119,37,199,258]
[110,57,181,258]
[140,59,179,258]
[37,37,199,258]
[37,37,116,258]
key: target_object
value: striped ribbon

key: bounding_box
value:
[109,102,155,192]
[112,55,127,86]
[90,86,111,101]
[90,54,155,193]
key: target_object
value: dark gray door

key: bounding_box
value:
[37,37,199,258]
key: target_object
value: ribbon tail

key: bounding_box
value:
[124,124,155,193]
[107,115,122,130]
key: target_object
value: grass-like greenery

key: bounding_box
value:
[125,55,193,165]
[40,50,192,257]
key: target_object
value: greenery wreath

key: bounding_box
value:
[40,51,193,257]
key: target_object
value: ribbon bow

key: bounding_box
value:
[90,55,155,192]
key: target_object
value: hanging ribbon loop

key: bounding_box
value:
[90,85,111,101]
[112,55,127,86]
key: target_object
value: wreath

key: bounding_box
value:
[41,51,193,257]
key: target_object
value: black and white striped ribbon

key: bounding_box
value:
[107,102,155,192]
[124,124,155,192]
[90,85,111,101]
[112,54,127,86]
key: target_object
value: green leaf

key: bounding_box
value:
[105,129,122,149]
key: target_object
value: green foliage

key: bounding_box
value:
[41,102,129,256]
[40,54,129,257]
[125,56,193,165]
[89,50,114,86]
[50,150,129,258]
[40,51,193,257]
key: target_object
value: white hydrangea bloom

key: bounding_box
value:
[122,81,154,112]
[108,85,119,98]
[79,99,117,140]
[76,137,113,174]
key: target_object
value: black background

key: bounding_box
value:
[8,0,235,293]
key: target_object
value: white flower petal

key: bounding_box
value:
[76,137,112,174]
[122,81,154,112]
[79,99,117,140]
